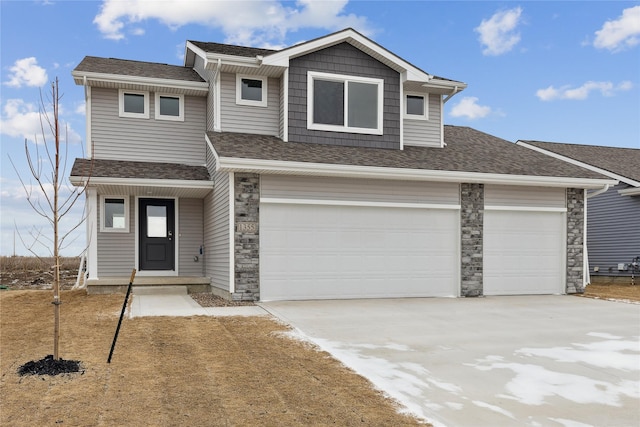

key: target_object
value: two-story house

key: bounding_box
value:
[70,28,614,301]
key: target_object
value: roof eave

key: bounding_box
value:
[215,156,616,189]
[71,70,209,93]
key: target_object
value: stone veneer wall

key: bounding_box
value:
[566,188,585,294]
[233,173,260,301]
[460,183,484,297]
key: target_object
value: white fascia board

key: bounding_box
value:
[619,187,640,196]
[70,176,212,189]
[185,41,209,67]
[205,53,262,69]
[516,141,636,187]
[71,70,209,93]
[216,156,616,189]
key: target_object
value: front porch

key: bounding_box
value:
[86,276,211,294]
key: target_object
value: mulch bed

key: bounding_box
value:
[18,355,83,376]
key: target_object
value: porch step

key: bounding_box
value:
[133,286,188,296]
[86,276,210,295]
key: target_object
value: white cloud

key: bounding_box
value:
[594,6,640,52]
[1,99,83,145]
[449,97,492,119]
[475,7,523,56]
[536,81,634,101]
[93,0,370,46]
[4,57,48,88]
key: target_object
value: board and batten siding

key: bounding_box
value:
[261,175,459,205]
[403,94,442,148]
[97,195,135,276]
[178,198,204,276]
[90,87,206,166]
[588,183,640,276]
[205,169,231,291]
[219,72,280,136]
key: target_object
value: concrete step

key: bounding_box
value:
[133,285,188,296]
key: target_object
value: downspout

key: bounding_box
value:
[213,58,222,132]
[83,76,92,159]
[443,86,460,104]
[583,183,609,286]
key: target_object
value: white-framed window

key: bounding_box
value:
[119,89,149,119]
[236,75,268,107]
[307,71,384,135]
[101,196,129,232]
[155,93,184,121]
[405,93,428,120]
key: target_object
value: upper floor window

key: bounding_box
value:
[236,75,268,107]
[119,90,149,119]
[155,93,184,121]
[307,71,383,135]
[405,93,428,120]
[101,196,129,232]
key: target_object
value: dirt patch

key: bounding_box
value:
[579,282,640,302]
[190,292,255,307]
[1,290,425,426]
[1,256,79,290]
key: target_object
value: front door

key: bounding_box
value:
[139,198,175,271]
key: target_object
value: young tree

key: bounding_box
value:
[9,78,90,360]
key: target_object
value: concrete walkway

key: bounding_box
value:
[129,286,267,317]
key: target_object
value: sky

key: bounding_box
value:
[1,0,639,256]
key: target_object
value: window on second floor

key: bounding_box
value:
[236,75,268,107]
[155,93,184,121]
[307,71,384,135]
[119,90,149,119]
[405,93,428,120]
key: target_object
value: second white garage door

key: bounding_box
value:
[260,203,459,301]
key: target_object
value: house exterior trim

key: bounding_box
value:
[216,157,616,189]
[72,71,209,94]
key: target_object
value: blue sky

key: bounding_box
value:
[1,0,639,256]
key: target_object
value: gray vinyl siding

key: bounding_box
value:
[261,175,459,205]
[207,169,231,290]
[587,183,640,276]
[485,185,566,208]
[178,198,204,276]
[288,42,401,149]
[403,94,442,147]
[91,87,206,165]
[219,72,280,136]
[97,195,135,276]
[192,55,216,132]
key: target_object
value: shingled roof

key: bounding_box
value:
[70,158,210,181]
[188,40,277,57]
[206,126,607,180]
[74,56,205,82]
[520,140,640,183]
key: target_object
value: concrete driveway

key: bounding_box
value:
[261,296,640,427]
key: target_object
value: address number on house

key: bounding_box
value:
[237,222,258,233]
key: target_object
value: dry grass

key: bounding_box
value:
[0,290,424,426]
[580,281,640,302]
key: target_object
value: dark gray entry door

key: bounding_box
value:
[139,198,175,271]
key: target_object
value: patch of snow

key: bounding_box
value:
[352,342,412,351]
[444,401,464,410]
[548,417,594,427]
[472,400,514,419]
[587,332,622,340]
[469,361,639,406]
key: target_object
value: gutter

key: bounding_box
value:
[587,184,610,198]
[215,156,616,189]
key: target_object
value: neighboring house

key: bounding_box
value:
[517,140,640,281]
[69,28,614,301]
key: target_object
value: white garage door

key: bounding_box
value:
[484,210,565,295]
[260,203,459,301]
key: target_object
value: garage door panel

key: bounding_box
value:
[260,203,458,300]
[484,210,564,295]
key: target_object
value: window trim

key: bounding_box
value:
[118,89,149,119]
[154,93,184,121]
[236,74,268,107]
[100,195,129,233]
[404,92,428,120]
[307,71,384,135]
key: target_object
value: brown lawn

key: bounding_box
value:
[0,290,424,426]
[580,281,640,302]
